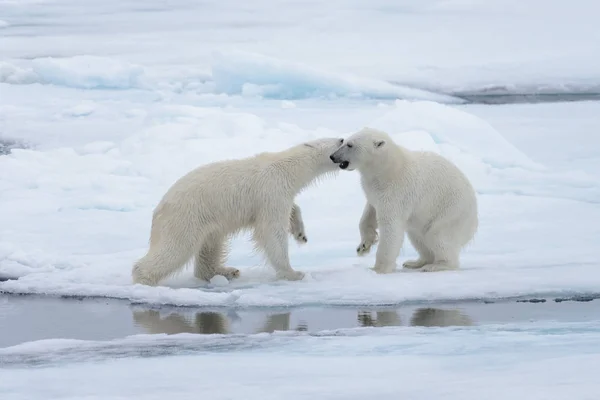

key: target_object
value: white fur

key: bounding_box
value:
[330,128,478,273]
[132,137,343,286]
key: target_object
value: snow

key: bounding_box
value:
[370,100,541,169]
[1,0,600,396]
[210,51,464,102]
[31,56,147,90]
[0,0,598,309]
[1,99,598,308]
[2,321,600,399]
[209,275,230,287]
[0,52,463,102]
[2,0,600,97]
[3,320,600,364]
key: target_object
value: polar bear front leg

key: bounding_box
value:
[289,203,308,244]
[357,203,378,255]
[372,220,404,274]
[254,219,305,281]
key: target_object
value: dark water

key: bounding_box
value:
[1,294,600,348]
[0,138,28,156]
[457,93,600,105]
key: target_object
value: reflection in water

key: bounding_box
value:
[132,310,308,335]
[132,306,474,336]
[410,308,473,327]
[132,310,231,334]
[260,313,309,333]
[357,310,402,327]
[260,313,290,333]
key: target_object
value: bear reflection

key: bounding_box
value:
[357,308,473,328]
[357,310,402,327]
[132,310,231,335]
[409,308,473,327]
[133,309,307,335]
[133,306,474,335]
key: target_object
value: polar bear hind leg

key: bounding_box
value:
[417,227,461,272]
[132,234,200,286]
[133,207,214,286]
[194,233,240,282]
[403,230,436,270]
[419,206,476,272]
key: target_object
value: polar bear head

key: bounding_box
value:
[301,137,346,171]
[329,128,389,171]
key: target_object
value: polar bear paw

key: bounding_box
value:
[293,231,308,244]
[369,265,395,274]
[357,234,378,256]
[290,223,308,244]
[402,259,428,270]
[216,266,241,280]
[277,269,306,281]
[419,262,458,273]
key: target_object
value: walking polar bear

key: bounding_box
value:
[330,128,478,273]
[132,137,344,287]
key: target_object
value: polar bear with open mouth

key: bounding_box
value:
[330,128,478,273]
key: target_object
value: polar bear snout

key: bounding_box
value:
[329,148,344,164]
[330,149,350,170]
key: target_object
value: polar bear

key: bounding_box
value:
[329,128,478,273]
[132,137,344,287]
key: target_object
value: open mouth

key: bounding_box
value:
[339,161,349,170]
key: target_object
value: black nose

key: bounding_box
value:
[330,155,336,162]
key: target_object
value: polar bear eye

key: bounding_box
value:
[347,143,353,148]
[338,138,344,144]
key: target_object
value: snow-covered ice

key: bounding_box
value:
[2,321,600,399]
[1,0,599,307]
[1,98,599,307]
[1,0,600,396]
[2,0,600,97]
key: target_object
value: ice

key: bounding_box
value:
[0,62,38,85]
[2,321,600,398]
[280,100,297,109]
[31,56,146,90]
[0,56,148,90]
[3,0,600,97]
[1,99,599,308]
[3,319,600,364]
[0,136,28,156]
[371,100,540,169]
[2,1,600,396]
[0,52,463,104]
[466,101,600,178]
[210,50,464,102]
[1,52,463,102]
[209,275,230,287]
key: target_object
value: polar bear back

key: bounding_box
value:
[403,150,477,230]
[154,154,287,232]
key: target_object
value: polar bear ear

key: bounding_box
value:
[374,140,386,149]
